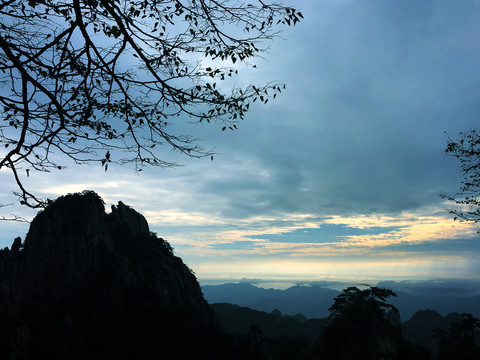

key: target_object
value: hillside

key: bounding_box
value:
[202,283,338,318]
[210,303,328,342]
[202,282,480,321]
[0,191,225,359]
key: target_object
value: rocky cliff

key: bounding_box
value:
[0,191,223,359]
[402,309,463,356]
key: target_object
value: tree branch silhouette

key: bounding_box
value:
[0,0,302,208]
[0,203,28,222]
[441,129,480,229]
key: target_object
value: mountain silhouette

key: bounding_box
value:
[210,302,328,342]
[202,283,338,318]
[402,310,463,357]
[0,191,226,359]
[202,282,480,321]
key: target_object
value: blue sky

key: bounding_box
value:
[1,0,480,285]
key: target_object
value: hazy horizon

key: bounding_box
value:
[200,277,480,320]
[198,277,480,292]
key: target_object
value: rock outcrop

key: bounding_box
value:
[0,191,223,359]
[402,309,463,356]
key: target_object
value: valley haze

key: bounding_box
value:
[200,279,480,321]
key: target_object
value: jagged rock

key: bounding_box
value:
[109,200,150,238]
[0,191,223,359]
[402,309,463,356]
[386,308,402,328]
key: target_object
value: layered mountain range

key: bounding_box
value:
[202,282,480,321]
[1,191,477,360]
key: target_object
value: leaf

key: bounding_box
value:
[110,26,121,38]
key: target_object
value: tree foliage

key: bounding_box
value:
[442,129,480,226]
[328,285,398,320]
[0,0,302,208]
[436,313,480,360]
[321,286,400,360]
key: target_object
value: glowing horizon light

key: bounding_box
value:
[188,256,479,284]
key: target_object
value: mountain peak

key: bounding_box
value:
[0,191,220,359]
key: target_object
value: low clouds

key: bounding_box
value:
[378,279,480,298]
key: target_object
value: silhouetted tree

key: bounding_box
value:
[442,129,480,228]
[328,285,398,319]
[0,0,302,208]
[436,313,480,360]
[320,285,400,360]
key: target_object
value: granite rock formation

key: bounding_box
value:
[0,191,223,359]
[402,310,464,357]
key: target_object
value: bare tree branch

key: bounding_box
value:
[0,203,28,222]
[0,0,303,208]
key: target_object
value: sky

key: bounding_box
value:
[1,0,480,287]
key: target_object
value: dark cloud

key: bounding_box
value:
[373,237,480,255]
[189,0,480,220]
[247,224,401,244]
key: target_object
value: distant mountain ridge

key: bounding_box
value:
[202,282,480,320]
[202,282,338,318]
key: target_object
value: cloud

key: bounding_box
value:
[3,0,479,223]
[192,256,476,284]
[157,205,478,270]
[377,279,480,297]
[239,278,263,285]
